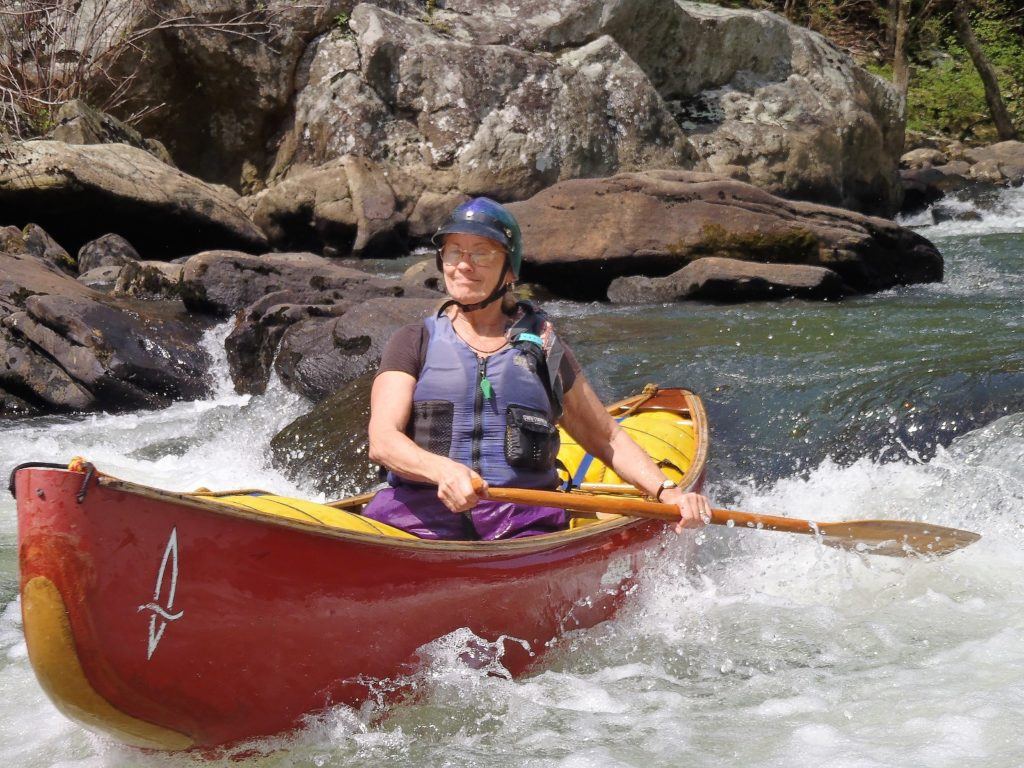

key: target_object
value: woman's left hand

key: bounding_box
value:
[659,487,712,533]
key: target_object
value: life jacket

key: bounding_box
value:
[390,301,564,490]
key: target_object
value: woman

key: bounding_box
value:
[363,197,711,540]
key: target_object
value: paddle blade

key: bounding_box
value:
[816,519,981,557]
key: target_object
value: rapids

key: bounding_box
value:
[1,187,1021,767]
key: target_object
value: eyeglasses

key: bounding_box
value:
[438,244,505,268]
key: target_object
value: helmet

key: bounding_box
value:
[432,197,523,278]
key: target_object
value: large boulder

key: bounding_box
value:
[272,10,698,200]
[608,256,847,303]
[0,141,268,257]
[269,373,378,497]
[260,0,900,232]
[225,289,354,395]
[508,170,942,300]
[181,250,433,316]
[274,296,437,401]
[0,225,212,415]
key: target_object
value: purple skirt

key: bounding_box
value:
[361,485,568,541]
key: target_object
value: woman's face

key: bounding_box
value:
[440,233,510,305]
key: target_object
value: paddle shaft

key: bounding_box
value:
[481,485,816,535]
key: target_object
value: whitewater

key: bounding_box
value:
[0,187,1021,767]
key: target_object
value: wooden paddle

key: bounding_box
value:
[476,482,981,557]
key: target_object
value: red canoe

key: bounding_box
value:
[13,387,707,750]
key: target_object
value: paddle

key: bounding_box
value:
[476,482,981,557]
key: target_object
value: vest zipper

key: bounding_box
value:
[472,355,486,474]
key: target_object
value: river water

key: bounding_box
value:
[0,187,1021,767]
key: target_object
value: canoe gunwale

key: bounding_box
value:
[84,388,708,555]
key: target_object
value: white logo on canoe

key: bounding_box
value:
[138,527,184,660]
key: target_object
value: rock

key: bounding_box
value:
[94,0,419,186]
[407,192,470,240]
[0,230,212,415]
[225,289,354,395]
[78,265,124,290]
[931,206,982,224]
[269,372,378,497]
[899,166,972,215]
[113,261,184,299]
[0,323,96,411]
[0,387,38,418]
[20,294,210,405]
[46,100,172,164]
[21,224,76,274]
[969,159,1007,185]
[274,297,437,401]
[0,141,268,257]
[400,258,444,294]
[901,148,948,169]
[273,10,698,201]
[77,234,140,274]
[508,170,942,299]
[608,256,847,303]
[181,250,432,316]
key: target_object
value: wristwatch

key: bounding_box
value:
[654,479,678,501]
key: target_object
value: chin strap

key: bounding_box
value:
[452,262,512,313]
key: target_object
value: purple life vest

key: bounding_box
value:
[390,305,561,490]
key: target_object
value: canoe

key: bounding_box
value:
[12,386,707,751]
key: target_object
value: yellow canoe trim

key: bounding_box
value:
[208,494,418,539]
[22,576,195,751]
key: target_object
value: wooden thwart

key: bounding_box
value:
[479,484,981,558]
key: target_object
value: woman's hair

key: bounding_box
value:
[501,283,518,314]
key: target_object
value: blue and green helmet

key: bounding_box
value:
[432,197,523,278]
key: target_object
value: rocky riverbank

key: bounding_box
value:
[0,0,969,425]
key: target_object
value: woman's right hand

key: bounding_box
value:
[434,459,487,513]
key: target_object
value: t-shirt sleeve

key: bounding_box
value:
[557,338,581,393]
[377,322,428,379]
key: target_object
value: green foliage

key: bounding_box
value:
[334,11,350,30]
[907,12,1024,141]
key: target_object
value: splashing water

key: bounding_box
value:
[1,195,1022,766]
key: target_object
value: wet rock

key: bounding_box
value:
[21,224,77,274]
[113,261,184,299]
[21,294,210,405]
[0,323,96,411]
[930,206,983,224]
[78,265,124,291]
[0,140,268,257]
[46,100,173,165]
[0,232,212,415]
[509,170,942,300]
[181,250,432,317]
[0,387,38,418]
[269,372,378,497]
[608,257,847,303]
[225,289,354,395]
[77,234,140,274]
[274,297,437,401]
[899,166,972,215]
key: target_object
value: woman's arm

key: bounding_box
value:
[367,371,486,512]
[559,376,710,530]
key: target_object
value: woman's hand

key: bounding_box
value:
[659,487,712,533]
[434,459,487,513]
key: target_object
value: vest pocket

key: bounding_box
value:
[409,400,454,456]
[505,404,559,470]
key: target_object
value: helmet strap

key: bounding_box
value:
[453,261,511,313]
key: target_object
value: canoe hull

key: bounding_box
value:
[17,470,688,749]
[16,386,709,750]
